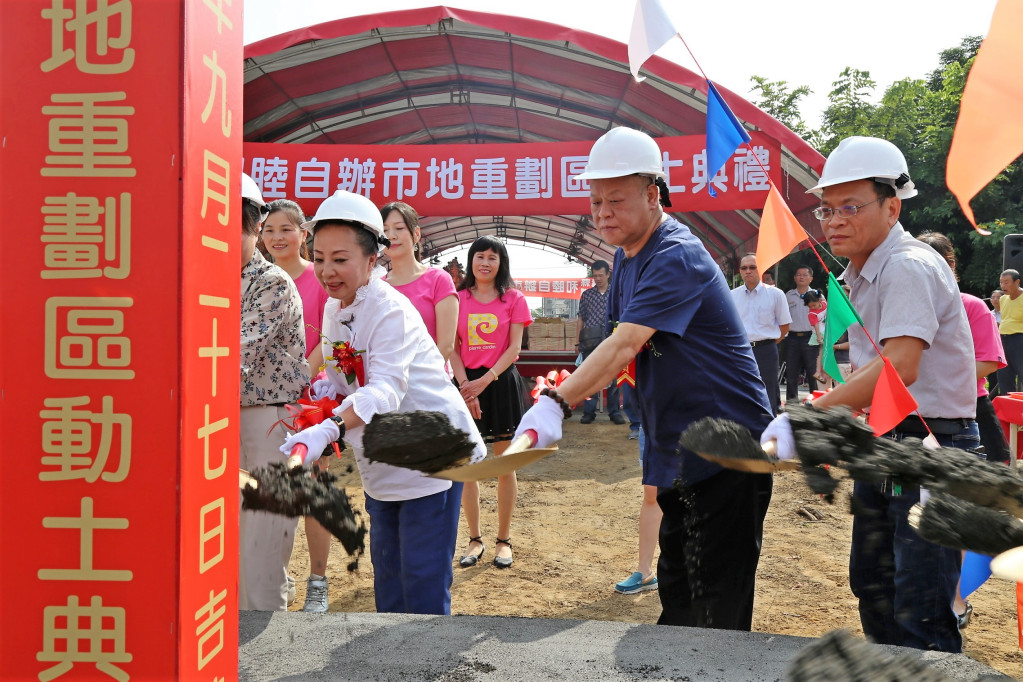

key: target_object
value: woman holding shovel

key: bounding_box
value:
[280,190,485,616]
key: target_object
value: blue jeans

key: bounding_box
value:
[622,383,641,432]
[848,421,979,652]
[364,483,462,615]
[582,349,621,419]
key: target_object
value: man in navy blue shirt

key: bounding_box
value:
[517,127,774,630]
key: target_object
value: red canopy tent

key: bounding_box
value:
[243,6,825,266]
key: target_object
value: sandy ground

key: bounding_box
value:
[286,418,1023,679]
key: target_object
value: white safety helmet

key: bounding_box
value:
[808,136,917,200]
[241,172,266,207]
[574,127,667,181]
[302,190,388,252]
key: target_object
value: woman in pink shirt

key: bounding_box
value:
[259,199,332,612]
[918,231,1009,628]
[451,236,532,569]
[261,199,329,357]
[381,201,458,362]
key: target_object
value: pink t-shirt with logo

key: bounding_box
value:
[294,263,330,357]
[386,268,457,343]
[962,292,1006,397]
[457,288,532,369]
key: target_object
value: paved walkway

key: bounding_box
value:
[239,611,1007,681]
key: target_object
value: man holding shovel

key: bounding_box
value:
[515,127,774,631]
[766,136,979,652]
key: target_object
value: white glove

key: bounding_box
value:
[513,395,564,448]
[760,413,796,461]
[279,419,340,466]
[309,377,338,401]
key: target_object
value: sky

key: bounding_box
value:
[244,0,1000,285]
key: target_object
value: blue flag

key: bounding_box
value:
[960,550,992,599]
[705,80,751,197]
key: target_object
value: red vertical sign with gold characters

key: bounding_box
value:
[178,0,243,678]
[0,1,242,679]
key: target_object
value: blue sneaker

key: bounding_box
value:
[614,572,658,594]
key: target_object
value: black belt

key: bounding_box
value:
[750,339,775,348]
[789,331,811,338]
[890,416,971,436]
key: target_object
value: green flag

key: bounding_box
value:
[822,272,863,384]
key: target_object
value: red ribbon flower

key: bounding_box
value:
[268,395,344,458]
[330,341,366,386]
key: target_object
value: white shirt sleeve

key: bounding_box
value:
[340,301,414,426]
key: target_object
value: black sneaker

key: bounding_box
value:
[580,415,595,424]
[611,414,627,425]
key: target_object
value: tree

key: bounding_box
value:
[962,220,1019,296]
[815,68,878,154]
[748,76,812,138]
[750,36,1023,292]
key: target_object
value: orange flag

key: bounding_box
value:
[756,183,809,271]
[868,357,919,436]
[946,0,1023,234]
[1016,582,1023,650]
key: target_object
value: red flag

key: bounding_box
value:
[946,0,1023,234]
[868,357,919,436]
[756,184,808,272]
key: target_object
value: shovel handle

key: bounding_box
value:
[505,429,537,455]
[287,444,307,469]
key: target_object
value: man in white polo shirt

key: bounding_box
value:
[731,254,790,415]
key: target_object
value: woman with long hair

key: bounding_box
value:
[450,236,533,569]
[239,175,309,610]
[260,200,327,358]
[283,190,485,615]
[381,201,458,365]
[918,230,1009,629]
[259,199,335,612]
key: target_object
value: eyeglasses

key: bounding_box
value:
[812,198,882,221]
[738,266,757,271]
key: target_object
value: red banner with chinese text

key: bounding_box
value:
[244,132,781,218]
[0,1,240,679]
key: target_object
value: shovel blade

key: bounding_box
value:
[430,446,557,482]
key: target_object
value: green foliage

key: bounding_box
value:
[754,35,1023,288]
[749,76,812,138]
[961,220,1019,296]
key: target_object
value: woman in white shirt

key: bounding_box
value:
[283,190,485,615]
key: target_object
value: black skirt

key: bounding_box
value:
[463,365,528,443]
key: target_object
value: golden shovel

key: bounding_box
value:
[692,439,801,474]
[431,430,557,482]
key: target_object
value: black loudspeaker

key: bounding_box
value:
[1004,234,1023,273]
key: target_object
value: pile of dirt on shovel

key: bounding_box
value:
[362,411,477,474]
[242,463,366,571]
[786,405,1023,517]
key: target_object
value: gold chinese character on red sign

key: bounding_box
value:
[194,588,227,670]
[44,296,134,379]
[39,497,132,581]
[42,92,136,177]
[37,595,132,682]
[40,395,131,483]
[42,192,131,279]
[41,0,135,74]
